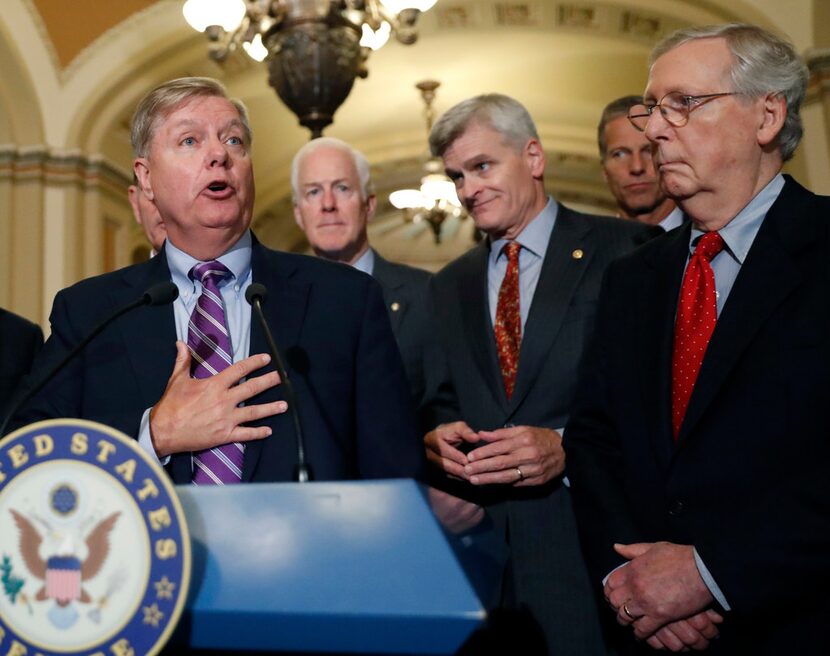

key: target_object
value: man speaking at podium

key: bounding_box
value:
[9,77,424,484]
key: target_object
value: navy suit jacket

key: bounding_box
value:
[12,237,424,483]
[0,308,43,418]
[565,177,830,653]
[420,204,653,655]
[371,252,432,409]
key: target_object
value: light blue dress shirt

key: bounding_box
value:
[686,174,785,317]
[137,230,254,462]
[660,207,685,232]
[683,173,785,611]
[488,198,557,330]
[351,247,375,275]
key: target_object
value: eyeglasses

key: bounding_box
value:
[627,92,737,131]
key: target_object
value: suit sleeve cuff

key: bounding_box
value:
[138,407,170,466]
[694,547,731,611]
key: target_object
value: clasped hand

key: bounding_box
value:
[149,341,287,457]
[424,421,564,486]
[605,541,722,652]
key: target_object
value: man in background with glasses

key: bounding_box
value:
[565,23,830,654]
[597,96,681,231]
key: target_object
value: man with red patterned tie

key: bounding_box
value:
[420,94,651,655]
[565,24,830,654]
[10,77,423,484]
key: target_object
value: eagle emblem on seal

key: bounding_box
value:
[10,508,120,628]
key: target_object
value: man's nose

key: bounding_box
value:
[322,187,336,209]
[644,108,671,143]
[207,139,230,167]
[630,151,646,174]
[457,178,478,206]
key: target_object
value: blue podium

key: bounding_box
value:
[174,480,503,654]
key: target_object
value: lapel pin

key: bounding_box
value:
[391,302,401,312]
[572,249,584,259]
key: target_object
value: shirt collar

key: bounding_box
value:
[166,230,253,291]
[351,247,375,275]
[489,196,558,264]
[688,174,785,264]
[660,207,685,232]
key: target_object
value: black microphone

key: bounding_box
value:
[0,281,179,439]
[245,283,311,482]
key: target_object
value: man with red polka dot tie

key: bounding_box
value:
[565,23,830,654]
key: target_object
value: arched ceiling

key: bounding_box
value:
[12,0,827,266]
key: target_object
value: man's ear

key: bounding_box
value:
[365,193,377,223]
[293,202,305,230]
[757,93,787,149]
[127,185,142,225]
[134,159,153,200]
[525,138,546,179]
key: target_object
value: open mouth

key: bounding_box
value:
[204,181,234,199]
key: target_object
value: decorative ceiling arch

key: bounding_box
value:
[9,0,822,265]
[0,22,43,144]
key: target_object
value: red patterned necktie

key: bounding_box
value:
[495,241,522,399]
[188,261,244,484]
[671,232,725,439]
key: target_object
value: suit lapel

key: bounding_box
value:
[113,251,192,483]
[372,252,407,333]
[508,206,590,411]
[639,225,690,465]
[242,241,310,481]
[677,180,808,444]
[455,243,508,411]
[116,251,179,411]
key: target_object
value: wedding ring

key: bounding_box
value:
[623,603,635,620]
[515,466,524,481]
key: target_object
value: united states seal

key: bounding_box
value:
[0,419,190,655]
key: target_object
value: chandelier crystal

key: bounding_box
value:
[389,80,468,244]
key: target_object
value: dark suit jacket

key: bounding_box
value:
[0,308,43,418]
[565,177,830,654]
[11,237,424,483]
[371,251,432,409]
[421,204,652,655]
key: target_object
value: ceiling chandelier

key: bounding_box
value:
[183,0,437,138]
[388,80,468,244]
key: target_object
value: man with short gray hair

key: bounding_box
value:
[566,23,829,653]
[421,93,652,655]
[11,77,424,484]
[292,137,432,407]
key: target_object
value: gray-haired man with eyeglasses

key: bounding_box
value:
[565,23,830,654]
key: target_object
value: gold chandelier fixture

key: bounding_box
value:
[183,0,437,138]
[389,80,468,244]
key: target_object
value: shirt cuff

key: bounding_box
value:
[138,407,171,466]
[553,427,571,488]
[602,561,627,587]
[693,547,731,611]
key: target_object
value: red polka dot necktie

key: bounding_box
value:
[671,232,725,440]
[495,241,522,399]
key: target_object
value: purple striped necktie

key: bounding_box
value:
[188,260,244,485]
